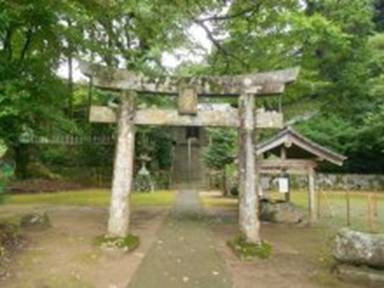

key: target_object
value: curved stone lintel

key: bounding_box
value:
[78,60,300,96]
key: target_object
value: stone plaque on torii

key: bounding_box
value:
[79,60,299,244]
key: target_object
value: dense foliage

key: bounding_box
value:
[203,128,236,170]
[0,0,383,181]
[201,0,384,173]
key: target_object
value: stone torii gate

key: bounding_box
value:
[79,61,299,244]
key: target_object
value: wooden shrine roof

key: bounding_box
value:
[256,127,347,166]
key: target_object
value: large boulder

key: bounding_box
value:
[332,228,384,269]
[260,199,304,224]
[335,264,384,288]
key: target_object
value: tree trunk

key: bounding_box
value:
[87,30,95,122]
[67,18,74,118]
[238,93,260,244]
[222,167,228,196]
[68,54,73,117]
[14,143,29,179]
[107,91,136,237]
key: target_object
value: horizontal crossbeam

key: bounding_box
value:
[79,60,299,96]
[90,105,283,129]
[258,159,317,175]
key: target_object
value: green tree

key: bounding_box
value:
[0,0,78,177]
[192,0,383,173]
[203,128,237,195]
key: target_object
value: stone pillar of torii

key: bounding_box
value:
[79,60,299,244]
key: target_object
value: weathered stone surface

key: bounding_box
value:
[79,60,300,96]
[335,264,384,288]
[260,173,384,191]
[260,199,304,224]
[178,87,198,115]
[238,93,260,244]
[316,173,384,190]
[20,212,50,229]
[89,105,284,128]
[332,228,384,269]
[108,91,136,237]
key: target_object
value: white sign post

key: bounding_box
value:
[278,177,289,194]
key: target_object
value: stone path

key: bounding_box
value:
[128,189,232,288]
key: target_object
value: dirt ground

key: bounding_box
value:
[0,190,372,288]
[0,205,168,288]
[206,207,362,288]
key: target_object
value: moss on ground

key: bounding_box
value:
[228,235,272,260]
[40,274,93,288]
[201,195,238,208]
[95,234,139,252]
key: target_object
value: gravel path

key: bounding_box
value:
[128,189,232,288]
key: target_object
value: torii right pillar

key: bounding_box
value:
[238,93,260,244]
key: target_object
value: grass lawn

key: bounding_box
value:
[200,191,238,208]
[4,189,176,207]
[291,190,384,233]
[200,190,384,233]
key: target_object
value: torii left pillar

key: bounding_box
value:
[108,90,136,237]
[238,93,260,244]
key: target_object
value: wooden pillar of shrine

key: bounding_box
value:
[238,93,260,244]
[108,90,136,237]
[308,166,317,223]
[281,146,291,202]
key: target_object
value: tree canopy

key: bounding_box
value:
[0,0,383,175]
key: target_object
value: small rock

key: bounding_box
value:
[182,276,189,283]
[212,271,219,276]
[20,212,50,229]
